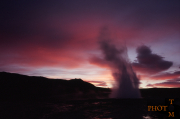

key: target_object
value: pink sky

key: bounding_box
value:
[0,0,180,88]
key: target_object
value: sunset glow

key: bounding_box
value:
[1,0,180,88]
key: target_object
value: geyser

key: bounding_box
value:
[99,40,141,98]
[98,29,141,98]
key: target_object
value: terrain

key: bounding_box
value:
[0,72,180,119]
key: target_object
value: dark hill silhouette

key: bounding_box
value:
[1,72,180,119]
[0,72,111,101]
[0,72,180,102]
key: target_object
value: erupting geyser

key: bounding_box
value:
[98,28,141,98]
[100,40,141,98]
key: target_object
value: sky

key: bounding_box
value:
[0,0,180,88]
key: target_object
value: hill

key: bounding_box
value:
[0,72,111,101]
[1,72,180,102]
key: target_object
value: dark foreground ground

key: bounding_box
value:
[1,72,180,119]
[1,98,180,119]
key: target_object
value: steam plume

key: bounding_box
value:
[98,28,141,98]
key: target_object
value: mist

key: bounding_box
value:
[98,28,141,98]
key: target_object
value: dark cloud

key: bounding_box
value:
[146,84,157,88]
[0,65,32,73]
[88,81,107,87]
[132,45,173,74]
[151,71,180,80]
[146,84,153,87]
[148,78,180,88]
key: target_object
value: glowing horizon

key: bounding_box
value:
[1,0,180,88]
